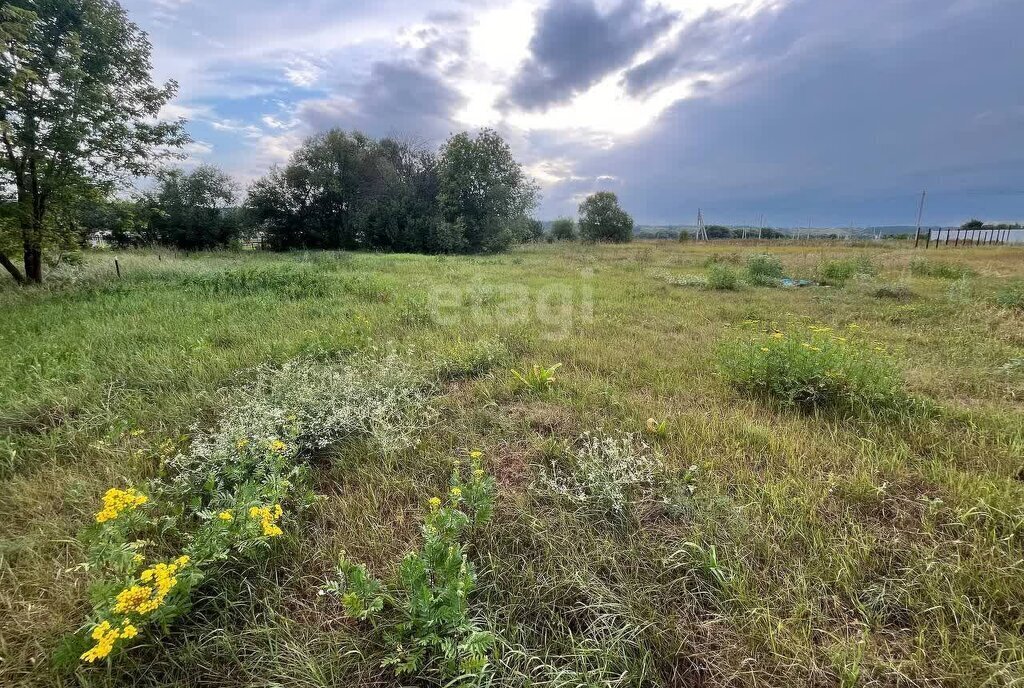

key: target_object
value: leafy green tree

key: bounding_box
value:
[578,192,633,243]
[523,218,545,242]
[961,218,985,231]
[80,196,146,248]
[437,128,538,253]
[0,0,186,282]
[550,217,576,241]
[246,131,441,252]
[145,165,239,250]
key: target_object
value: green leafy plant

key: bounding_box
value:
[818,257,875,286]
[511,363,562,393]
[706,264,740,290]
[718,325,907,415]
[323,450,497,684]
[745,254,785,286]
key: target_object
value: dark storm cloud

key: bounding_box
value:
[504,0,676,111]
[542,0,1024,226]
[299,61,465,142]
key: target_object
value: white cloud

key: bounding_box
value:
[283,57,322,88]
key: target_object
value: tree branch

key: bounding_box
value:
[0,251,25,283]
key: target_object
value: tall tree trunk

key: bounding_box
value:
[22,208,44,283]
[23,240,43,283]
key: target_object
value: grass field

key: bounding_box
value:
[1,241,1022,687]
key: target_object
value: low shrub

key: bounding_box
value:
[817,257,875,286]
[538,432,696,517]
[718,325,907,415]
[707,264,740,290]
[994,281,1024,311]
[323,450,496,683]
[746,254,785,286]
[910,258,974,279]
[871,284,915,301]
[73,352,436,665]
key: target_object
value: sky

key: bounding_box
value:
[126,0,1024,227]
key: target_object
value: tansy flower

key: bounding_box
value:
[131,553,145,567]
[218,511,233,521]
[236,438,250,450]
[268,439,288,454]
[80,621,139,662]
[760,347,770,352]
[469,449,483,459]
[428,497,442,511]
[96,488,147,523]
[472,468,484,479]
[770,332,785,340]
[249,505,284,537]
[450,486,462,498]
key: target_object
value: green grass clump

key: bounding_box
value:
[746,254,785,286]
[169,265,331,298]
[707,264,740,290]
[910,257,975,279]
[718,327,906,415]
[817,257,875,286]
[994,281,1024,311]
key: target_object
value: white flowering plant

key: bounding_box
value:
[74,352,437,665]
[539,432,696,518]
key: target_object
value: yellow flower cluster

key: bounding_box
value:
[268,439,288,454]
[113,556,190,615]
[249,504,283,536]
[218,510,233,520]
[450,486,463,498]
[428,496,442,511]
[80,620,138,662]
[96,488,147,524]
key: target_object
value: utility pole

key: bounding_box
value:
[913,190,927,248]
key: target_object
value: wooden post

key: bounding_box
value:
[115,259,121,279]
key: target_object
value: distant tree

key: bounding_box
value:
[246,131,442,252]
[550,217,576,241]
[146,165,239,250]
[522,218,545,242]
[961,218,985,231]
[678,229,692,242]
[0,0,186,282]
[437,128,538,253]
[81,196,147,248]
[578,192,633,243]
[705,225,732,239]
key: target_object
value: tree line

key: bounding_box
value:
[0,0,642,284]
